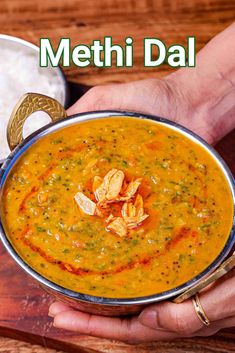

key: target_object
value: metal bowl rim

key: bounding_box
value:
[0,110,234,306]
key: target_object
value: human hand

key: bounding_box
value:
[49,268,235,343]
[66,22,235,145]
[49,23,235,342]
[66,77,218,146]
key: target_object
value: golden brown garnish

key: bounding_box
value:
[105,214,115,223]
[122,194,149,229]
[94,169,124,204]
[105,169,125,201]
[119,178,142,201]
[75,169,149,237]
[106,217,127,237]
[74,192,97,216]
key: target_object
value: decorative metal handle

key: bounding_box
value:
[174,253,235,303]
[7,93,67,151]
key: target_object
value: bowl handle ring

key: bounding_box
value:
[7,93,67,151]
[174,253,235,303]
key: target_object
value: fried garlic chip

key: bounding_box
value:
[119,178,142,201]
[106,217,127,237]
[74,192,97,216]
[122,194,149,228]
[94,169,125,203]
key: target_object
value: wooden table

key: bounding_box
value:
[0,0,235,352]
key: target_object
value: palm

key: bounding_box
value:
[67,78,215,144]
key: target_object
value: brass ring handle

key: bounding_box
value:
[174,253,235,303]
[7,93,67,151]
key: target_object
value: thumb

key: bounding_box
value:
[66,79,175,118]
[138,300,204,336]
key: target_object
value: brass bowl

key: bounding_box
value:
[0,93,234,316]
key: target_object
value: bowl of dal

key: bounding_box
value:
[0,93,234,316]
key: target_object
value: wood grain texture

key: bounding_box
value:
[0,0,235,352]
[0,337,65,353]
[1,0,235,85]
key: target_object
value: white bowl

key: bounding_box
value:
[0,34,69,164]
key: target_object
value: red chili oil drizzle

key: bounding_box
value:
[20,226,196,277]
[19,186,39,212]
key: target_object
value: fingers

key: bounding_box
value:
[195,316,235,337]
[197,273,235,322]
[66,79,175,119]
[49,301,235,342]
[49,302,180,343]
[49,273,235,340]
[139,273,235,336]
[53,310,140,341]
[49,301,71,317]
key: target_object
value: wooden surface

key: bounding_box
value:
[0,338,64,353]
[0,0,235,352]
[1,0,235,86]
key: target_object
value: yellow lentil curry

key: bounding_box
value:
[1,117,234,298]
